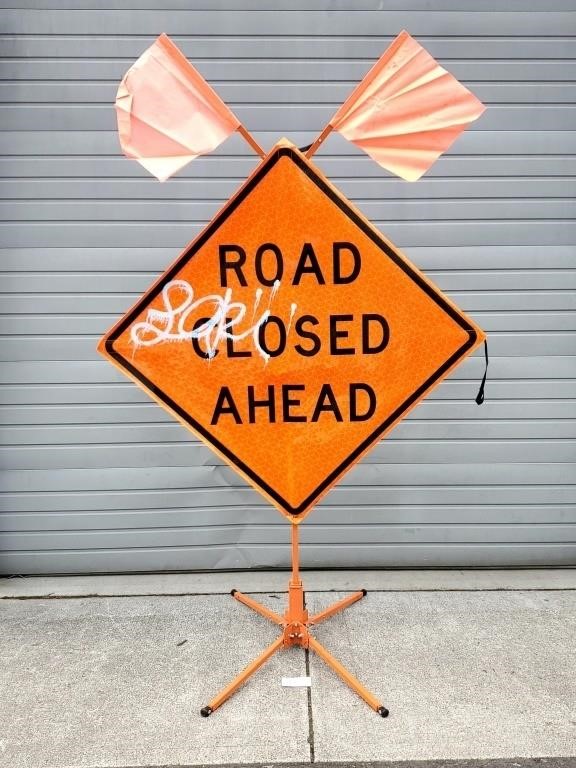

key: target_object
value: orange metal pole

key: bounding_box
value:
[304,124,333,159]
[286,522,307,625]
[291,521,300,583]
[231,589,284,626]
[310,589,367,626]
[237,124,266,158]
[308,635,388,717]
[201,635,284,716]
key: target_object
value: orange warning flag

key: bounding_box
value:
[327,30,486,181]
[115,33,241,181]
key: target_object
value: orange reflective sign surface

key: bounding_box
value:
[98,142,485,521]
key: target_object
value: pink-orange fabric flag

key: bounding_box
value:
[329,31,486,181]
[115,34,241,181]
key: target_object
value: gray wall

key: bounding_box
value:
[1,1,575,574]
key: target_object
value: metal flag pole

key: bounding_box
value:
[200,518,389,718]
[304,124,334,160]
[237,124,266,158]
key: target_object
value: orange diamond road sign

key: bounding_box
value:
[98,141,486,521]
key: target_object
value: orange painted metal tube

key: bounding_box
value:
[291,522,300,583]
[206,635,284,713]
[286,523,308,624]
[232,590,284,626]
[308,635,382,712]
[305,124,333,159]
[310,590,366,626]
[237,124,265,157]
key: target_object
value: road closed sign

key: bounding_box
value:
[99,142,486,520]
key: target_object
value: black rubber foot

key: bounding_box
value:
[361,588,368,596]
[200,706,213,718]
[230,589,237,596]
[377,706,389,718]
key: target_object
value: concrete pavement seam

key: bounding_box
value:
[3,587,576,601]
[304,645,315,764]
[303,588,316,764]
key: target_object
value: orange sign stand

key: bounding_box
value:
[101,31,488,719]
[99,142,485,718]
[201,520,389,717]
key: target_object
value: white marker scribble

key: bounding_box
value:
[269,279,281,304]
[130,279,282,362]
[252,287,263,320]
[286,302,298,336]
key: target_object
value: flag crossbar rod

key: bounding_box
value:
[237,124,266,158]
[304,124,334,160]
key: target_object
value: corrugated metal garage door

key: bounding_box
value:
[1,1,575,574]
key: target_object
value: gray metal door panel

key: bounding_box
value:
[1,1,574,573]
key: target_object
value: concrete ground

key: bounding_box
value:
[1,570,575,768]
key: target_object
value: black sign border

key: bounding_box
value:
[106,146,478,516]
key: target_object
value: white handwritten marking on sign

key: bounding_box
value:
[130,279,288,363]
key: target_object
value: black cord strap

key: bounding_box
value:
[475,339,489,405]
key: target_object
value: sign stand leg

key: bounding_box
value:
[200,520,389,718]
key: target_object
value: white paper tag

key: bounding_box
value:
[281,676,312,687]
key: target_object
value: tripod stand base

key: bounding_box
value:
[201,585,389,718]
